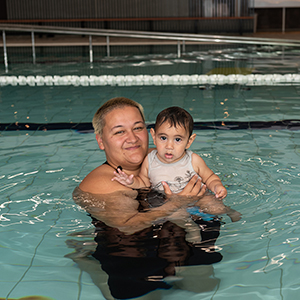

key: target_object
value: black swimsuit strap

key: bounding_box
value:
[103,161,122,172]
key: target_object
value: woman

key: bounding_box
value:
[75,97,206,233]
[72,97,222,299]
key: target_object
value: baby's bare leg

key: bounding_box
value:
[195,193,241,222]
[171,217,202,244]
[166,209,201,243]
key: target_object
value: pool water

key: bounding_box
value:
[1,46,300,300]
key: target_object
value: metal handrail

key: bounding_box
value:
[2,24,300,46]
[2,24,300,72]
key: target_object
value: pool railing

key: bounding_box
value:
[2,23,300,72]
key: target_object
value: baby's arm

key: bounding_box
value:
[112,156,151,189]
[192,153,227,200]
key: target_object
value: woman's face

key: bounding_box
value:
[97,106,149,172]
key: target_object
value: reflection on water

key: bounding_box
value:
[67,187,223,299]
[3,44,300,77]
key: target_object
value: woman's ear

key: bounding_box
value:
[96,134,105,150]
[150,128,157,145]
[186,133,196,149]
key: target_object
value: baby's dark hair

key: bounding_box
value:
[155,106,194,136]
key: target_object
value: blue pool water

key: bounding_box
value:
[1,46,300,300]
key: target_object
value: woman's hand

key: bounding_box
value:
[162,175,207,197]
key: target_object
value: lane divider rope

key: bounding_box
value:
[0,74,300,86]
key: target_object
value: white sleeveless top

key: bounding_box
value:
[147,150,199,193]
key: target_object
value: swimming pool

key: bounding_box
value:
[1,45,300,300]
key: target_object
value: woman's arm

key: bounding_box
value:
[74,184,199,235]
[77,162,204,234]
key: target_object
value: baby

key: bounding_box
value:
[113,106,240,242]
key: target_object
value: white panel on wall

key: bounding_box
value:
[252,0,300,8]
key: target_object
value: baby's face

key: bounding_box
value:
[151,122,193,164]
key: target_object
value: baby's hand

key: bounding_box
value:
[112,169,134,186]
[214,185,227,200]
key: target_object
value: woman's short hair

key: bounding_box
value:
[92,97,145,135]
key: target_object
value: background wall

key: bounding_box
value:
[0,0,255,34]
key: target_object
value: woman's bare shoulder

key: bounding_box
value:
[79,164,132,194]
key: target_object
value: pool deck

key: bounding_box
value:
[1,31,300,47]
